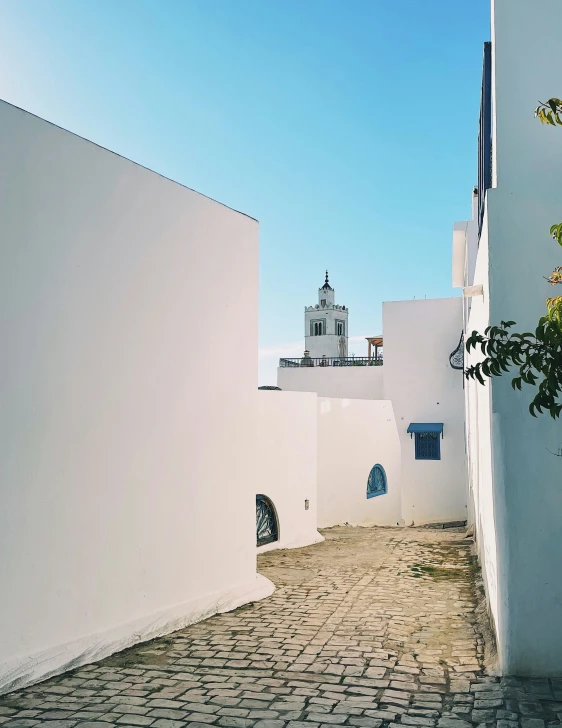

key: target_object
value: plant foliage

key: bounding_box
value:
[465,98,562,418]
[535,98,562,127]
[466,316,562,419]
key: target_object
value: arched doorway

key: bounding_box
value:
[256,495,278,546]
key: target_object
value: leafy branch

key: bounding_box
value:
[535,98,562,126]
[466,318,562,418]
[465,98,562,418]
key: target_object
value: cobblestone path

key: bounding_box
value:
[1,527,561,728]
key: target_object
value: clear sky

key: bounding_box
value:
[0,0,490,385]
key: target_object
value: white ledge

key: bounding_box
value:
[463,284,484,298]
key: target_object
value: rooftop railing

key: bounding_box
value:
[279,356,383,368]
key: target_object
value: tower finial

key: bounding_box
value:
[320,270,333,291]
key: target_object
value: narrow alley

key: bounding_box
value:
[1,527,560,728]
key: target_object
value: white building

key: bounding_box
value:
[0,100,273,694]
[304,272,349,359]
[454,0,562,676]
[278,279,468,529]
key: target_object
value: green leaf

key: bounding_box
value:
[550,222,562,246]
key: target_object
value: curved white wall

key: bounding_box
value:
[256,391,323,552]
[0,101,272,694]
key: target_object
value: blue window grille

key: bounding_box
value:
[367,464,387,498]
[414,432,441,460]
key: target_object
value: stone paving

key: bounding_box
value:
[1,526,561,728]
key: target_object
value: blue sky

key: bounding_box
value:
[0,0,489,384]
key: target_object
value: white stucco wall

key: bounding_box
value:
[464,210,501,644]
[277,365,384,400]
[256,391,323,552]
[317,398,402,527]
[304,334,346,359]
[383,298,467,525]
[280,299,467,529]
[480,0,562,675]
[0,101,272,694]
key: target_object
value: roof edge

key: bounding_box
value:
[0,98,258,223]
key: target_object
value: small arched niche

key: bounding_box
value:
[256,495,279,546]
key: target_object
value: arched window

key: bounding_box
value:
[310,320,324,337]
[256,495,279,546]
[366,464,387,498]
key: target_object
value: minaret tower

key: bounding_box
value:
[304,271,349,359]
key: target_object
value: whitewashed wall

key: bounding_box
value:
[474,0,562,675]
[278,365,384,400]
[464,209,500,642]
[278,298,467,529]
[383,299,467,525]
[0,101,272,694]
[317,398,402,527]
[256,391,323,552]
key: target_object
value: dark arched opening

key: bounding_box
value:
[256,495,279,546]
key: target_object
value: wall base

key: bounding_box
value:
[414,519,468,529]
[0,574,274,696]
[257,531,325,554]
[318,520,403,528]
